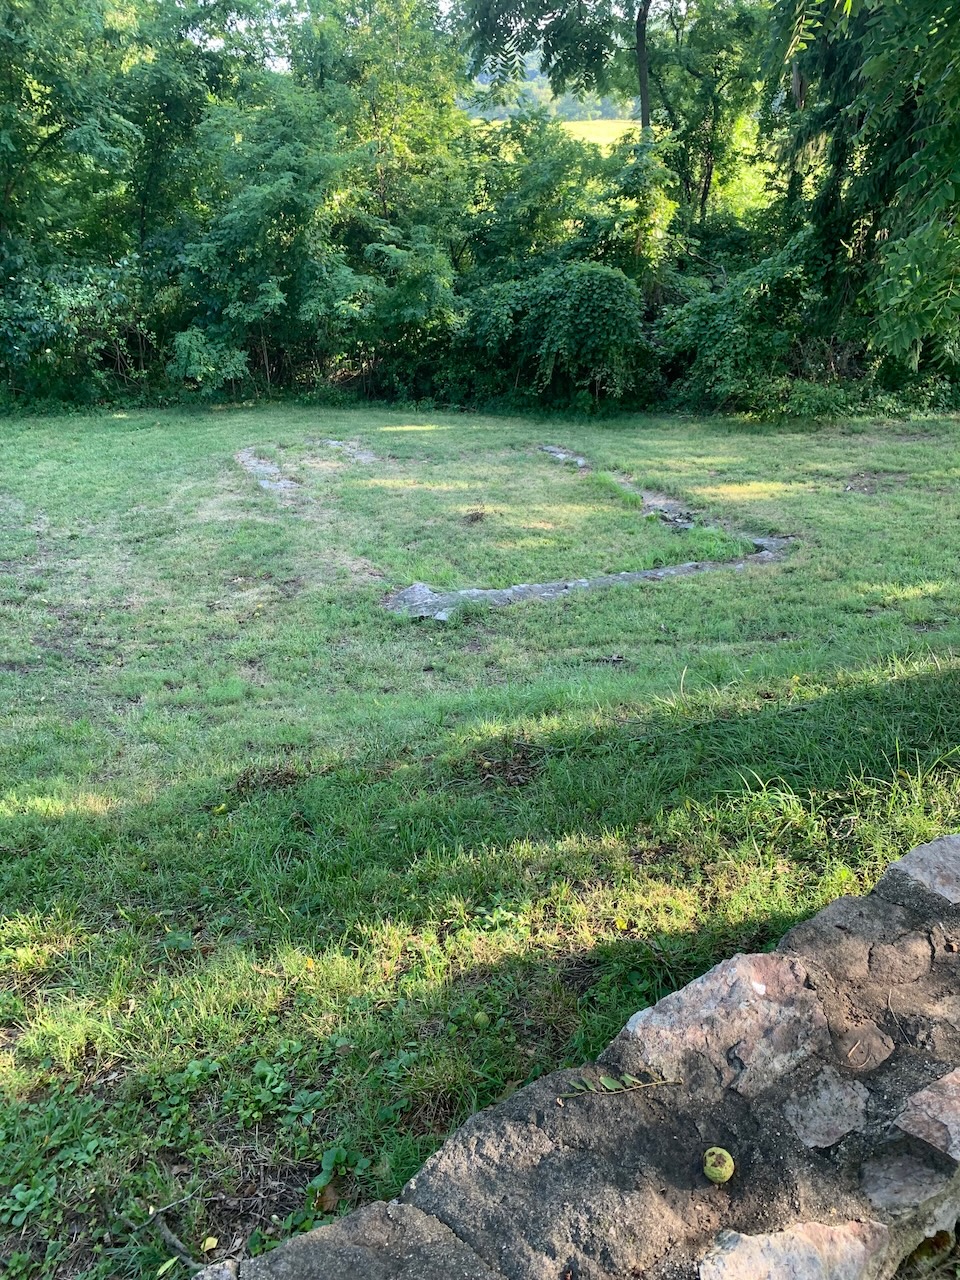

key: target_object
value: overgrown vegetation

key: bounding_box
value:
[2,0,959,414]
[1,404,959,1276]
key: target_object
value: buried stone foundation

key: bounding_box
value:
[199,836,960,1280]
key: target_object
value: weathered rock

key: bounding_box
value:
[383,548,786,620]
[235,449,299,494]
[195,1264,239,1280]
[859,1154,950,1214]
[782,1067,869,1149]
[698,1221,890,1280]
[320,439,379,463]
[541,444,588,468]
[779,894,922,983]
[208,834,960,1280]
[402,1113,696,1280]
[602,953,830,1101]
[896,1068,960,1161]
[238,1202,503,1280]
[877,835,960,907]
[833,1023,896,1073]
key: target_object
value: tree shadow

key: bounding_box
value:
[1,662,959,1275]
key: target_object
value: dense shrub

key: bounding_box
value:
[659,236,813,413]
[464,262,661,407]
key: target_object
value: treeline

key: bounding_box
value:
[1,0,958,415]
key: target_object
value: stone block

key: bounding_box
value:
[895,1068,960,1161]
[878,836,960,907]
[859,1154,950,1214]
[603,953,830,1100]
[699,1221,890,1280]
[782,1067,869,1148]
[238,1202,503,1280]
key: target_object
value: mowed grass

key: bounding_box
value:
[1,404,960,1278]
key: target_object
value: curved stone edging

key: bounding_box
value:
[386,448,794,619]
[199,834,960,1280]
[383,540,792,621]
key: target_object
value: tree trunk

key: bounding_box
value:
[698,153,714,220]
[635,0,653,128]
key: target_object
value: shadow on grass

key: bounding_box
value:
[1,661,960,1276]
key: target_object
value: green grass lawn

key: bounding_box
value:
[2,404,960,1278]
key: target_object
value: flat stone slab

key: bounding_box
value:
[603,952,831,1101]
[878,835,960,906]
[235,449,299,493]
[320,439,379,463]
[699,1221,890,1280]
[384,549,785,620]
[896,1068,960,1160]
[859,1153,951,1214]
[235,1202,503,1280]
[783,1067,869,1149]
[541,444,588,468]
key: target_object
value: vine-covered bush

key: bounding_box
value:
[464,262,661,407]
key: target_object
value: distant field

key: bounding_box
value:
[2,405,960,1278]
[561,118,638,147]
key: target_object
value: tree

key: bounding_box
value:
[646,0,769,219]
[768,0,960,368]
[463,0,656,126]
[0,0,129,248]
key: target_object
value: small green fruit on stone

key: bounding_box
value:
[703,1147,735,1184]
[472,1011,490,1029]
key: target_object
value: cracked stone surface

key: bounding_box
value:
[782,1067,870,1149]
[699,1221,890,1280]
[896,1068,960,1160]
[860,1154,952,1214]
[878,835,960,906]
[196,834,960,1280]
[240,1202,502,1279]
[602,952,831,1102]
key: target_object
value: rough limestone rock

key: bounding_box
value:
[782,1067,870,1149]
[237,1202,501,1279]
[896,1068,960,1160]
[198,835,960,1280]
[698,1221,890,1280]
[859,1153,952,1215]
[383,549,785,621]
[603,952,831,1101]
[882,835,960,906]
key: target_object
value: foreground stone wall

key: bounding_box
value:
[201,835,960,1280]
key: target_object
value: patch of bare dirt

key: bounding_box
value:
[473,741,543,788]
[232,761,331,797]
[316,439,379,463]
[559,952,603,995]
[843,470,910,494]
